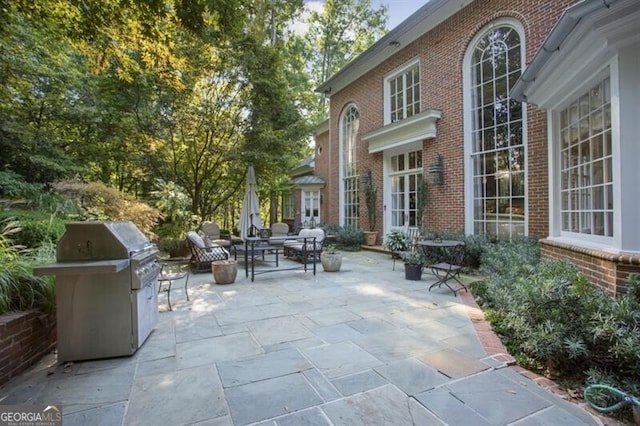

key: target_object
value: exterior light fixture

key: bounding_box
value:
[428,154,444,185]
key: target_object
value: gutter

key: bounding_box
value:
[511,0,620,102]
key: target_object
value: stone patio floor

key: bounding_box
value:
[0,250,607,425]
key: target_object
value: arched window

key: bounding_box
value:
[340,104,359,227]
[465,21,526,239]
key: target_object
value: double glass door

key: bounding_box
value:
[389,150,423,228]
[302,190,320,226]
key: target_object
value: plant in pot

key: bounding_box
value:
[363,181,378,246]
[384,229,408,259]
[211,259,238,284]
[320,244,342,272]
[400,251,424,281]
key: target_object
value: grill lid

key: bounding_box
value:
[57,221,151,261]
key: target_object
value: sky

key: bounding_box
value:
[375,0,429,30]
[299,1,429,33]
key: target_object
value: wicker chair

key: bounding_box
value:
[186,231,230,273]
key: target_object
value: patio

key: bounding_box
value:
[1,250,600,425]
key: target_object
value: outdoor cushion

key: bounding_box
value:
[284,228,325,251]
[186,231,230,273]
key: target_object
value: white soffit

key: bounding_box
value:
[513,0,640,107]
[364,109,442,154]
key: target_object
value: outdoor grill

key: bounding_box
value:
[35,221,161,362]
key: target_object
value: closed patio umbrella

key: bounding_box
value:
[239,165,263,240]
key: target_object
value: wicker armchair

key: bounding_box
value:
[186,231,230,273]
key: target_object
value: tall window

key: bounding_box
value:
[469,24,526,238]
[341,105,359,227]
[560,77,612,236]
[387,61,420,123]
[282,193,294,220]
[389,150,423,227]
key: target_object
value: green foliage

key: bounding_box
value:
[384,229,408,254]
[10,212,66,249]
[334,226,364,251]
[400,251,424,266]
[364,182,377,231]
[0,219,56,315]
[0,171,45,200]
[52,180,161,237]
[476,239,640,415]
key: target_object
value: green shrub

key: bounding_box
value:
[383,229,408,254]
[334,226,364,251]
[475,238,640,422]
[53,179,162,237]
[0,170,44,200]
[11,212,66,248]
[0,219,56,315]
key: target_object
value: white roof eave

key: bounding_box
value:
[315,0,474,96]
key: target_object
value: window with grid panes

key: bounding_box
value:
[341,105,359,228]
[389,150,423,227]
[388,62,420,123]
[469,25,526,238]
[282,193,294,220]
[560,77,612,237]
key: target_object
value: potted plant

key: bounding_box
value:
[211,259,238,284]
[363,181,378,246]
[400,251,424,281]
[320,244,342,272]
[384,229,408,259]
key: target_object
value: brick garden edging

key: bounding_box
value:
[0,310,56,386]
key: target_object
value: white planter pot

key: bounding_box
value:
[321,252,342,272]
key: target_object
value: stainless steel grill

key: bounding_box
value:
[35,221,160,362]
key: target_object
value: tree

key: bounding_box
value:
[303,0,388,118]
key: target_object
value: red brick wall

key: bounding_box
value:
[320,0,573,236]
[541,239,640,297]
[0,310,56,385]
[315,0,636,293]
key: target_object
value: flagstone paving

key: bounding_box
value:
[0,250,604,425]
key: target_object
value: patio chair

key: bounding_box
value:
[428,242,467,296]
[199,222,232,248]
[186,231,230,273]
[157,262,189,311]
[283,228,326,263]
[269,222,290,245]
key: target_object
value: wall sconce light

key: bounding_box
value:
[427,154,444,185]
[359,170,372,186]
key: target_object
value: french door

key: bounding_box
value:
[302,189,320,226]
[389,150,423,228]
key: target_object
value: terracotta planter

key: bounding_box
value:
[363,231,378,246]
[211,259,237,284]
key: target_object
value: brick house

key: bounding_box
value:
[308,0,640,296]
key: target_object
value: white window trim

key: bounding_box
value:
[301,188,322,224]
[547,60,623,253]
[462,18,528,236]
[339,103,359,227]
[384,57,421,125]
[383,141,422,234]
